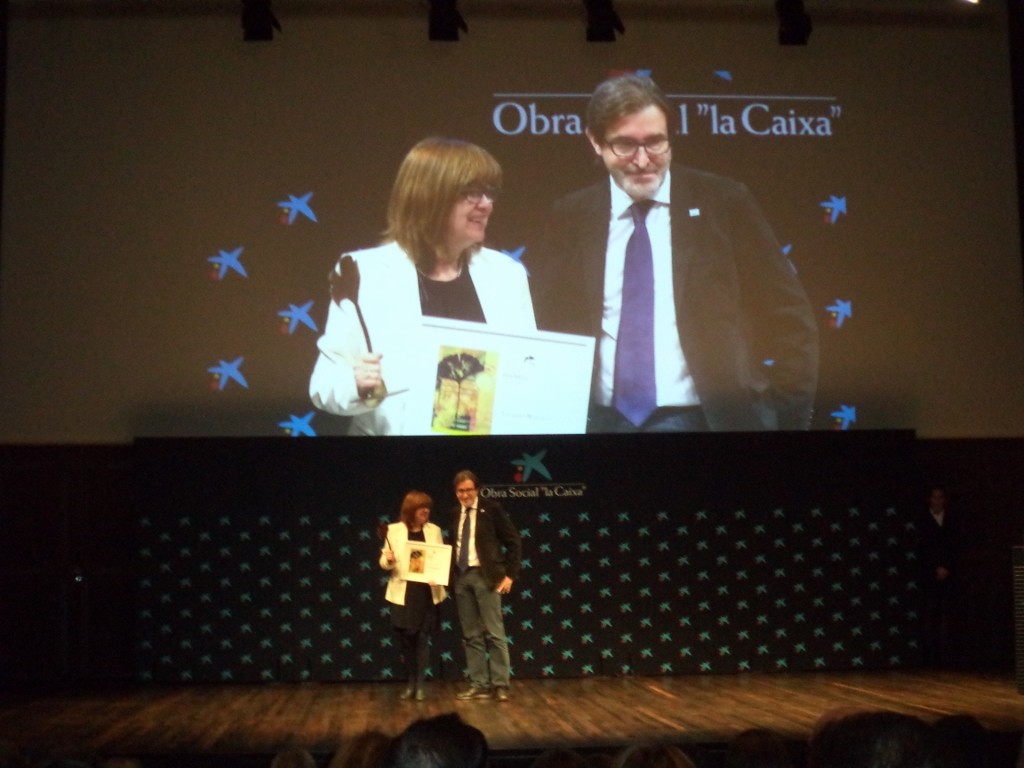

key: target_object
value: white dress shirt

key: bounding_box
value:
[457,507,480,568]
[597,171,700,409]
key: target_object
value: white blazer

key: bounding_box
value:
[378,521,447,606]
[309,242,536,435]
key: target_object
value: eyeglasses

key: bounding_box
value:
[606,137,670,158]
[460,186,500,205]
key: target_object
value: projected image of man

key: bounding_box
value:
[530,74,818,432]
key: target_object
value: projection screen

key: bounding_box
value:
[1,0,1021,441]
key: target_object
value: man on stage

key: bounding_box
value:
[918,485,957,667]
[450,469,522,701]
[529,73,819,432]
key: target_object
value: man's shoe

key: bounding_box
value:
[415,688,426,701]
[455,687,492,700]
[494,687,510,702]
[399,686,414,700]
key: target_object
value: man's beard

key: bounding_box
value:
[614,167,667,201]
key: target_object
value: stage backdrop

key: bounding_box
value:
[134,431,922,682]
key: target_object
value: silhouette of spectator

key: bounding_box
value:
[610,743,697,768]
[932,714,994,768]
[0,741,18,768]
[724,728,795,768]
[808,710,943,768]
[529,748,596,768]
[380,713,487,768]
[327,730,391,768]
[271,745,317,768]
[586,751,616,768]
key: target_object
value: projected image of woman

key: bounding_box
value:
[309,137,536,435]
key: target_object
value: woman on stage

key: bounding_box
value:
[379,490,446,700]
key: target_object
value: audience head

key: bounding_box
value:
[270,745,317,768]
[932,714,992,768]
[328,730,392,768]
[586,751,615,768]
[808,710,943,768]
[381,713,488,768]
[610,743,696,768]
[724,728,794,768]
[529,749,594,768]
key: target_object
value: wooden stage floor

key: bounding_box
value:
[2,671,1023,763]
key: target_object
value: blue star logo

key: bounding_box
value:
[278,300,318,334]
[278,192,317,225]
[830,404,857,430]
[502,246,526,266]
[821,195,847,224]
[208,247,247,279]
[826,299,852,328]
[208,357,248,390]
[279,411,316,437]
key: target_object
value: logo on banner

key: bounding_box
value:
[480,447,587,500]
[490,68,841,138]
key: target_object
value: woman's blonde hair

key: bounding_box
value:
[384,137,502,269]
[399,490,433,527]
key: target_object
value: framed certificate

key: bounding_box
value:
[407,318,595,435]
[401,542,452,586]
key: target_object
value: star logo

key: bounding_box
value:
[826,299,852,328]
[501,246,526,267]
[279,411,316,437]
[609,68,653,79]
[278,192,318,225]
[511,449,551,483]
[208,357,248,390]
[208,247,247,280]
[821,195,847,224]
[278,300,318,334]
[830,404,857,430]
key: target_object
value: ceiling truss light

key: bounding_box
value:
[776,0,812,45]
[428,0,468,41]
[584,0,625,42]
[241,0,281,41]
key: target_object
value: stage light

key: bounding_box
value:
[241,0,281,41]
[584,0,624,42]
[775,0,811,45]
[428,0,468,41]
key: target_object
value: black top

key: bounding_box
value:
[418,268,485,323]
[390,529,437,632]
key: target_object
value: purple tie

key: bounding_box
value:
[613,201,657,427]
[458,508,472,572]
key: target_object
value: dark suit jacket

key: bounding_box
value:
[450,500,522,590]
[529,164,819,431]
[917,509,956,590]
